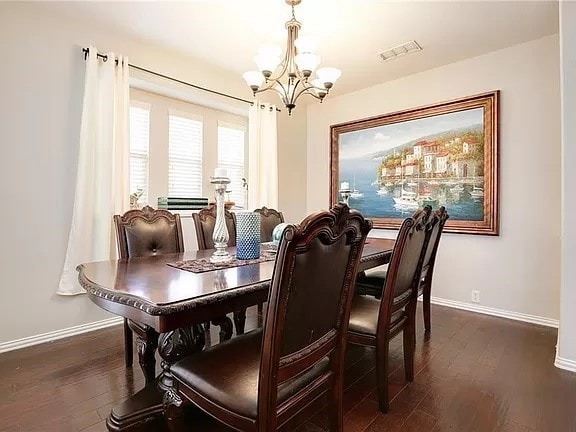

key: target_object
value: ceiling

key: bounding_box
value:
[43,0,559,96]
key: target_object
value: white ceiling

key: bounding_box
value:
[43,0,559,96]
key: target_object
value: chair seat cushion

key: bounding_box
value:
[171,330,329,419]
[349,295,405,337]
[358,270,387,286]
[356,270,387,298]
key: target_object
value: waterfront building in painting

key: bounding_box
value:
[376,131,484,183]
[435,151,450,175]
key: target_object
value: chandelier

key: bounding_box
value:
[242,0,342,115]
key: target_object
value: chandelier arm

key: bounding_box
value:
[290,82,322,103]
[252,79,291,105]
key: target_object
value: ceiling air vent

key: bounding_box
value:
[379,40,422,62]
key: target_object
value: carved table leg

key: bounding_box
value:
[211,315,233,343]
[106,324,205,432]
[127,320,158,385]
[160,324,206,431]
[158,324,206,391]
[233,309,246,335]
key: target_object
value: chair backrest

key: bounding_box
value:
[377,207,434,330]
[113,205,184,259]
[257,204,372,428]
[192,207,237,250]
[253,207,285,242]
[420,207,449,281]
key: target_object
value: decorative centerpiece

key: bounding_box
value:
[236,212,261,260]
[129,188,144,209]
[339,182,352,206]
[272,222,289,245]
[210,167,232,264]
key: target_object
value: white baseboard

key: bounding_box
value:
[555,355,576,372]
[0,298,560,354]
[0,317,123,354]
[422,296,559,328]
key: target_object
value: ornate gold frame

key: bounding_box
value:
[330,91,500,235]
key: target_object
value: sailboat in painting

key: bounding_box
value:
[350,174,364,199]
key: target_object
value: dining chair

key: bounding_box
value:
[356,207,449,331]
[114,205,184,371]
[192,207,243,338]
[253,206,284,242]
[348,206,436,413]
[192,206,237,250]
[166,203,372,432]
[253,206,285,314]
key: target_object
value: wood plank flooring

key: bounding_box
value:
[1,304,575,431]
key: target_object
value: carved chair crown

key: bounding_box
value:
[114,206,184,259]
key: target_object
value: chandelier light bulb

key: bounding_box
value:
[242,71,265,91]
[254,53,281,77]
[311,79,327,97]
[316,67,342,88]
[294,53,321,77]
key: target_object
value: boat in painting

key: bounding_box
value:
[393,189,419,210]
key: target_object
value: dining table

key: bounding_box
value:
[76,237,395,432]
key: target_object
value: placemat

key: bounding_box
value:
[168,249,277,274]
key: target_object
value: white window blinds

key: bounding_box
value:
[168,114,203,197]
[218,124,246,207]
[129,106,150,204]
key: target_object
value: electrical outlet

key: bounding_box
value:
[471,290,480,303]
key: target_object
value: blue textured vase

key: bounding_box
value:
[236,212,261,260]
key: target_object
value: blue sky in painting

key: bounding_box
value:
[340,108,484,159]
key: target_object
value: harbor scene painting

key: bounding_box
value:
[330,92,499,235]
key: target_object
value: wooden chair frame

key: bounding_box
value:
[348,207,436,412]
[170,204,372,431]
[113,206,184,369]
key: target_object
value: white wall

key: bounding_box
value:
[557,2,576,369]
[307,35,561,321]
[0,2,305,344]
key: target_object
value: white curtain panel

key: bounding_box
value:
[248,102,278,210]
[57,47,130,295]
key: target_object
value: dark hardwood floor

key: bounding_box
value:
[1,304,575,432]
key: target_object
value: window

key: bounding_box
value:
[129,88,247,208]
[218,124,246,207]
[168,113,203,198]
[129,105,150,203]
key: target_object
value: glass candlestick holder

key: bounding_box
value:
[210,175,232,264]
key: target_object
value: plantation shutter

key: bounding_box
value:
[218,124,246,207]
[168,114,203,197]
[129,106,150,204]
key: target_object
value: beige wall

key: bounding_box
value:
[0,2,304,344]
[307,35,561,321]
[557,2,576,368]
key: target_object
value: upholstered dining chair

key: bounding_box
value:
[166,204,372,432]
[348,206,436,413]
[253,206,284,242]
[356,207,449,331]
[192,207,243,338]
[114,205,184,369]
[192,207,237,250]
[253,206,284,314]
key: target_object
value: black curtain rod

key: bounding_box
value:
[82,48,280,112]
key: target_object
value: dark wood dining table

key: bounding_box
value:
[77,237,395,432]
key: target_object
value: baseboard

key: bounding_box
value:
[421,296,559,328]
[0,317,123,354]
[555,355,576,372]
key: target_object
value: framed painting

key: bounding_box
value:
[330,91,499,235]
